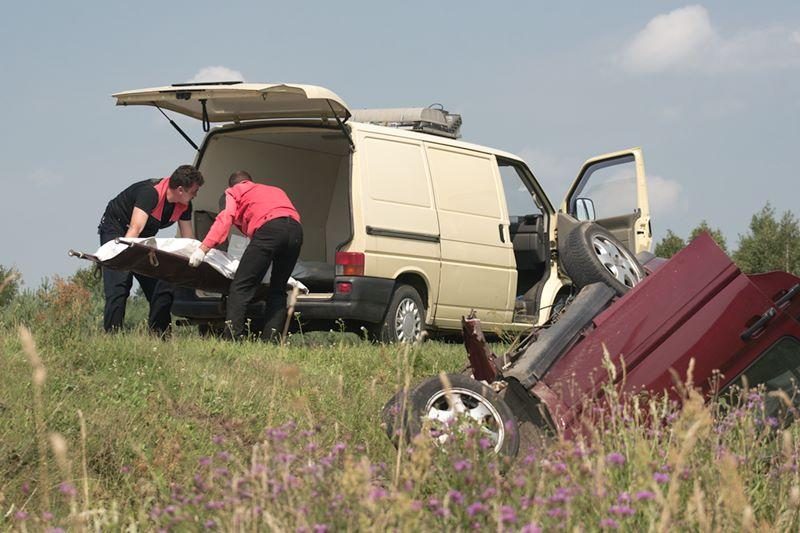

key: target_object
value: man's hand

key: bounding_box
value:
[188,247,206,267]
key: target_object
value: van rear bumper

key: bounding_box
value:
[295,276,395,322]
[172,276,395,324]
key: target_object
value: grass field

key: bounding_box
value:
[2,273,800,531]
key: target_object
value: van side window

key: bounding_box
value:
[497,161,543,221]
[571,155,637,220]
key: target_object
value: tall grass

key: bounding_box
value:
[2,276,800,530]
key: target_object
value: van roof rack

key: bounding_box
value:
[350,105,462,139]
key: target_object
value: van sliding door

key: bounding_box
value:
[425,144,515,328]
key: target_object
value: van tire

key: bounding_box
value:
[561,222,644,296]
[372,284,426,344]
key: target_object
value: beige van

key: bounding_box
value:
[114,82,652,342]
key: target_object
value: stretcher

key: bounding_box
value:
[68,237,309,295]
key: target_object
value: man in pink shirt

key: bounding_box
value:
[189,170,303,340]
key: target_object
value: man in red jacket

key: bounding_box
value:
[189,170,303,340]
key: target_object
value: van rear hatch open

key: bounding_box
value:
[113,82,351,123]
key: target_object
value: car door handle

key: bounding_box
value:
[775,284,800,310]
[741,307,777,341]
[498,224,506,243]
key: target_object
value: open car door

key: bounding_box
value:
[560,148,651,254]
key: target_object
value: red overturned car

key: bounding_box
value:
[384,234,800,457]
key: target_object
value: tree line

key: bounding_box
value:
[654,203,800,275]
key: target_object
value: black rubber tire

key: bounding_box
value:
[381,387,409,446]
[371,284,426,344]
[387,373,520,458]
[561,222,645,296]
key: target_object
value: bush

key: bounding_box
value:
[0,264,21,307]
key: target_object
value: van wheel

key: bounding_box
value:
[372,284,426,344]
[561,222,644,296]
[384,374,520,458]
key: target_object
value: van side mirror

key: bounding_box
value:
[576,198,596,221]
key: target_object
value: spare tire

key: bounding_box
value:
[561,222,644,296]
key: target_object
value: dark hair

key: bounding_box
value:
[229,170,252,188]
[169,165,205,189]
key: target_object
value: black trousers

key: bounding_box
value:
[99,229,174,334]
[226,217,303,340]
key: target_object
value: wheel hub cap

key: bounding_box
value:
[394,297,421,342]
[423,388,505,453]
[591,235,642,288]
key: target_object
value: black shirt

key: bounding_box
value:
[99,179,193,238]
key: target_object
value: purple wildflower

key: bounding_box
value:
[15,511,28,521]
[481,487,497,499]
[409,500,422,511]
[204,519,217,529]
[635,490,655,501]
[467,502,487,516]
[211,435,225,445]
[610,504,635,516]
[521,524,542,533]
[600,518,619,529]
[573,446,590,458]
[606,452,626,465]
[120,465,131,474]
[216,451,231,462]
[42,512,54,521]
[551,461,568,475]
[653,472,670,484]
[198,456,212,467]
[547,507,566,518]
[523,453,536,465]
[21,482,30,495]
[369,487,388,502]
[453,459,472,472]
[479,437,493,450]
[549,486,572,504]
[313,524,329,533]
[500,505,517,524]
[59,482,77,497]
[617,492,631,503]
[448,489,464,505]
[332,442,346,454]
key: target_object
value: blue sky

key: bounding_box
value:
[1,1,798,286]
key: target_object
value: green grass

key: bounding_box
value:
[3,274,800,531]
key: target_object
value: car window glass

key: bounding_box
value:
[497,161,543,222]
[725,336,800,421]
[572,155,637,220]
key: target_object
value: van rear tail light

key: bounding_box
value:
[335,252,365,276]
